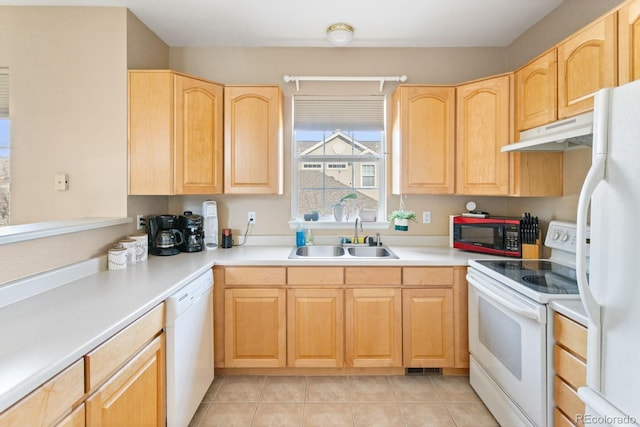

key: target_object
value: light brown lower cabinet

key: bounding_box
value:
[287,288,344,368]
[56,403,85,427]
[553,312,588,426]
[86,334,166,426]
[0,359,84,427]
[345,287,403,368]
[402,288,454,367]
[216,266,470,372]
[224,288,287,367]
[0,303,166,426]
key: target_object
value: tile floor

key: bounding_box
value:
[188,375,499,426]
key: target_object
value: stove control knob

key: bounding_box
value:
[560,233,569,242]
[551,231,560,240]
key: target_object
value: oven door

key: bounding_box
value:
[467,268,547,427]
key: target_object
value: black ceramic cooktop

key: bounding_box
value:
[475,260,579,295]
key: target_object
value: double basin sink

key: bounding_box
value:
[288,245,399,259]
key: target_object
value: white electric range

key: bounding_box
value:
[466,221,587,427]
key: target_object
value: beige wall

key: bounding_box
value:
[1,7,128,224]
[0,0,628,283]
[0,7,169,284]
[168,0,621,238]
[168,46,512,237]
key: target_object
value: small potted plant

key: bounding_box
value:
[388,209,417,231]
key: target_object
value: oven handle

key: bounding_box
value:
[467,271,545,323]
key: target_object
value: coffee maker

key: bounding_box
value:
[147,215,183,256]
[178,211,204,252]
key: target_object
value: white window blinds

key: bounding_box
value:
[293,95,385,132]
[0,69,8,118]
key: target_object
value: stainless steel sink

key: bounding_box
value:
[347,246,398,258]
[291,245,345,258]
[288,244,398,259]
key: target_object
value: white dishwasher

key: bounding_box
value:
[165,269,214,427]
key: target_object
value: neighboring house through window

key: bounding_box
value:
[292,95,386,222]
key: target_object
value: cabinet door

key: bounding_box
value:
[55,403,85,427]
[456,74,511,195]
[224,288,287,367]
[619,0,640,84]
[128,71,174,195]
[86,334,165,427]
[224,86,283,194]
[402,288,454,367]
[345,288,402,368]
[391,86,455,194]
[558,14,617,119]
[174,74,224,194]
[287,288,344,368]
[515,50,557,131]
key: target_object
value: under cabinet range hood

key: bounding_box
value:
[502,111,593,152]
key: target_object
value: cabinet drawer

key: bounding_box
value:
[224,267,286,286]
[554,344,586,390]
[554,407,579,427]
[403,267,454,286]
[554,312,587,360]
[0,359,84,427]
[554,376,585,423]
[85,303,164,391]
[287,267,343,285]
[345,267,401,285]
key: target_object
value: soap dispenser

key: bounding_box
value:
[296,223,306,247]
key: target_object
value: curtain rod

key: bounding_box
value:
[283,75,408,92]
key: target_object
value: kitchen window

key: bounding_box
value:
[292,95,386,223]
[0,68,9,226]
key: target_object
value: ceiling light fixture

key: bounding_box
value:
[327,23,354,47]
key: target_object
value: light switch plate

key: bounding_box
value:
[54,173,69,191]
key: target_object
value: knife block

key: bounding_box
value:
[521,236,542,259]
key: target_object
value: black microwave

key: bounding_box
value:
[452,216,522,257]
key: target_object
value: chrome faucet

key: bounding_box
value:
[354,217,363,244]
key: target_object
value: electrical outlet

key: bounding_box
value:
[422,211,431,224]
[248,211,256,224]
[136,214,145,230]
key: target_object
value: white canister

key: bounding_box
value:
[108,247,128,270]
[128,232,148,263]
[119,238,137,265]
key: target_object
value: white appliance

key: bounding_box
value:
[467,221,583,427]
[502,110,593,152]
[575,81,640,426]
[202,200,218,250]
[165,269,215,427]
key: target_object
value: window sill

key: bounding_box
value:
[288,220,390,230]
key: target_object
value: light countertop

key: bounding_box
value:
[550,299,588,326]
[0,242,493,413]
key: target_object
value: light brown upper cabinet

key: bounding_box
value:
[224,86,283,194]
[456,74,512,196]
[515,50,558,132]
[557,14,617,119]
[128,70,224,195]
[619,0,640,84]
[391,86,455,194]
